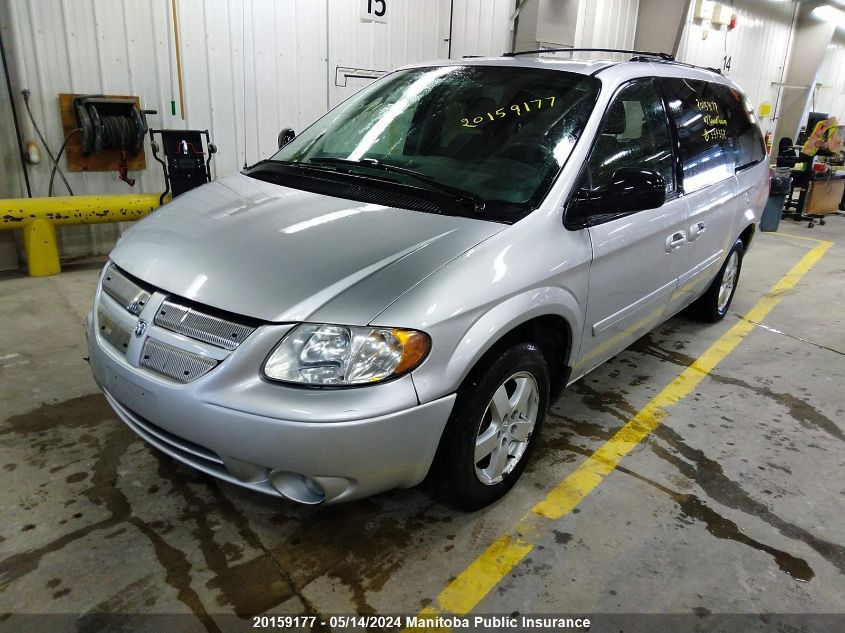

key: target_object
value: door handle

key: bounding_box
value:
[666,230,687,252]
[689,221,706,241]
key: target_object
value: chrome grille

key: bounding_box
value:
[96,307,132,355]
[140,338,218,383]
[96,263,258,383]
[154,300,255,350]
[101,265,151,315]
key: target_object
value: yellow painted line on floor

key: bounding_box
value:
[437,530,533,614]
[773,231,834,244]
[536,236,831,519]
[409,239,831,627]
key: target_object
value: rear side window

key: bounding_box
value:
[658,78,735,193]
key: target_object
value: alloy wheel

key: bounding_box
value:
[717,251,739,313]
[474,371,540,485]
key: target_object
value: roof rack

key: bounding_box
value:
[503,47,674,61]
[654,58,723,75]
[501,47,725,75]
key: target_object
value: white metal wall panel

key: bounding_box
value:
[0,1,25,269]
[574,0,639,54]
[6,0,157,256]
[326,0,451,108]
[677,0,797,136]
[3,0,330,257]
[175,1,327,174]
[4,0,462,193]
[812,39,845,120]
[448,0,513,59]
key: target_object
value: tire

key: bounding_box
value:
[688,239,744,323]
[427,341,550,511]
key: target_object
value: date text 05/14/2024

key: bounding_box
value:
[251,615,592,630]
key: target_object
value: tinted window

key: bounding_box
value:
[268,66,600,223]
[713,84,766,169]
[583,79,676,198]
[659,78,734,193]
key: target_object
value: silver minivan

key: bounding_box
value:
[87,52,768,509]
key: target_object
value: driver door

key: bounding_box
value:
[573,79,690,376]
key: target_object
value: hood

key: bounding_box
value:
[111,173,504,324]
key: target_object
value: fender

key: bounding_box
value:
[410,286,584,405]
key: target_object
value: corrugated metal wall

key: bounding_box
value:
[448,0,514,59]
[575,0,639,53]
[677,0,798,136]
[326,0,451,108]
[0,27,25,270]
[813,37,845,120]
[5,0,328,256]
[8,0,815,263]
[1,0,511,260]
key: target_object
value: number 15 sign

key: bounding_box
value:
[361,0,388,23]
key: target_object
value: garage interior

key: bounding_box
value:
[1,0,844,631]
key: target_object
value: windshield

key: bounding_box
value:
[262,65,600,223]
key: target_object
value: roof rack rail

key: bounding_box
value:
[501,48,725,75]
[640,56,722,75]
[503,47,674,61]
[663,59,723,74]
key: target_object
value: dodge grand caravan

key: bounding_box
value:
[87,52,768,510]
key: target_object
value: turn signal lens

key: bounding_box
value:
[392,329,430,375]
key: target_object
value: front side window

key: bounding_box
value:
[658,78,735,193]
[260,66,601,223]
[582,79,676,198]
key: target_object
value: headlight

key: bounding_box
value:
[263,324,430,386]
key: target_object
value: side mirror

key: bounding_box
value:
[572,167,666,220]
[278,127,296,149]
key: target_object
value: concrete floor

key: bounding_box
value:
[1,217,844,631]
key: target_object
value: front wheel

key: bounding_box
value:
[688,239,744,323]
[427,342,549,511]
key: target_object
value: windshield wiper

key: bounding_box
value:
[307,157,485,214]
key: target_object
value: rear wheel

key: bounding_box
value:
[688,239,744,323]
[428,342,549,511]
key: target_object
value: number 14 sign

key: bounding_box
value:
[361,0,388,23]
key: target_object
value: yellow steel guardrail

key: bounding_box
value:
[0,193,164,277]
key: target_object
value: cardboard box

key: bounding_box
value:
[806,178,845,215]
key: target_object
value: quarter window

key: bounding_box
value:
[714,84,766,169]
[583,80,676,198]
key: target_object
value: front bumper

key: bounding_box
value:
[86,308,455,504]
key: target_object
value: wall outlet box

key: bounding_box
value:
[694,0,714,21]
[711,3,732,26]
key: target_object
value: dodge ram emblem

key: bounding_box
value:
[134,320,148,338]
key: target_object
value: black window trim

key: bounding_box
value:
[655,79,685,196]
[735,156,765,173]
[734,123,767,173]
[563,76,679,230]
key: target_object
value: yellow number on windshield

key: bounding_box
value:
[459,97,557,127]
